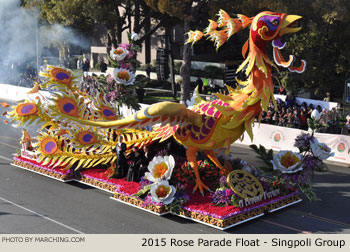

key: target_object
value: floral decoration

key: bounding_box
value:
[310,138,334,160]
[112,68,135,86]
[294,132,314,153]
[150,180,176,205]
[271,151,303,174]
[145,155,175,182]
[211,187,240,207]
[110,47,129,61]
[172,159,221,186]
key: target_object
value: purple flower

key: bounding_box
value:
[156,149,168,157]
[211,188,235,206]
[260,177,271,191]
[119,43,130,50]
[294,133,314,153]
[139,176,152,190]
[106,74,114,84]
[219,175,227,187]
[120,63,132,69]
[141,194,164,207]
[125,50,135,60]
[224,189,233,197]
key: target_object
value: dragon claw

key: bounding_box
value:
[193,179,210,196]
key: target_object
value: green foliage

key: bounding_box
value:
[203,65,224,79]
[138,64,156,72]
[94,74,141,111]
[165,199,183,215]
[298,183,320,201]
[249,144,274,174]
[173,61,182,74]
[190,68,206,78]
[135,74,149,88]
[67,56,80,69]
[132,184,152,198]
[307,118,328,133]
[25,0,350,100]
[94,61,101,71]
[274,0,350,99]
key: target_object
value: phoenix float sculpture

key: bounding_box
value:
[4,10,306,195]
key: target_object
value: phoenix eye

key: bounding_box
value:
[271,19,279,26]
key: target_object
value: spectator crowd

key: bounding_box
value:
[0,61,37,88]
[258,93,345,134]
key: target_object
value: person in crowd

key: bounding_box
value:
[293,110,301,128]
[345,115,350,135]
[323,92,331,102]
[277,116,285,127]
[285,93,296,108]
[146,64,151,78]
[257,96,340,134]
[272,113,278,125]
[279,87,287,95]
[209,78,215,93]
[203,77,209,94]
[318,108,329,133]
[195,77,203,94]
[299,110,307,130]
[82,59,90,79]
[328,107,340,134]
[306,104,314,119]
[100,60,107,73]
[301,102,307,109]
[139,145,153,179]
[126,146,143,182]
[286,117,294,128]
[77,58,82,70]
[114,135,128,178]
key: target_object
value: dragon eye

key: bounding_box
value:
[271,19,279,26]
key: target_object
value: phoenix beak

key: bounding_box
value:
[279,15,302,36]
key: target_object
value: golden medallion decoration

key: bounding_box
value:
[226,170,264,199]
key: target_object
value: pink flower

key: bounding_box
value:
[119,43,130,50]
[120,63,132,69]
[224,189,233,197]
[125,50,135,60]
[106,74,114,84]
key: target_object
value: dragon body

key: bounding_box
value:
[4,10,306,194]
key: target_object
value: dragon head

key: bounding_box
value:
[250,11,302,50]
[235,11,306,77]
[187,10,306,141]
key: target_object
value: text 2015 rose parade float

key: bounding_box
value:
[3,10,332,229]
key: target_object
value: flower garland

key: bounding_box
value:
[248,132,334,201]
[13,156,70,176]
[94,33,146,111]
[172,159,221,187]
[132,154,190,214]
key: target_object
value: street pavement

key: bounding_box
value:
[0,99,349,234]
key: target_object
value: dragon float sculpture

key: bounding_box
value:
[4,10,306,197]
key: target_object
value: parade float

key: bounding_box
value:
[2,10,334,229]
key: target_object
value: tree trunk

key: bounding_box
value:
[144,8,151,64]
[58,41,69,67]
[180,18,192,103]
[107,28,118,48]
[166,26,176,100]
[134,0,141,33]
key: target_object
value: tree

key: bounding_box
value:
[23,0,130,48]
[145,0,216,102]
[278,0,350,100]
[23,0,172,66]
[227,0,350,100]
